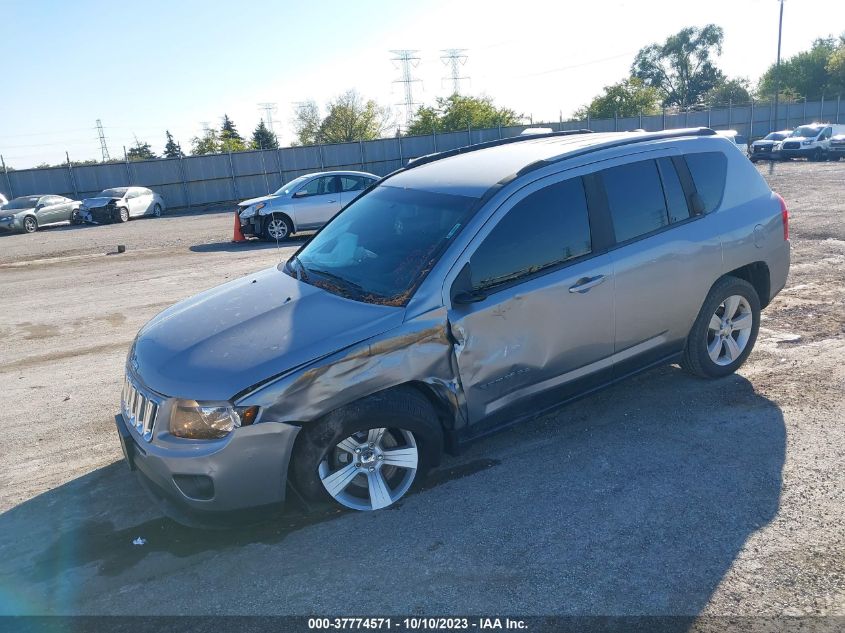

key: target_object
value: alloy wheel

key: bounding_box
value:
[706,295,753,366]
[23,217,37,233]
[267,218,289,240]
[318,427,418,511]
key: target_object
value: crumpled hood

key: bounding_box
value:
[131,266,404,401]
[238,194,282,208]
[0,208,28,218]
[82,196,119,208]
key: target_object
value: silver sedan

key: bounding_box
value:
[237,171,378,240]
[0,194,80,233]
[79,187,166,224]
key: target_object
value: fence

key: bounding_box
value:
[1,96,842,209]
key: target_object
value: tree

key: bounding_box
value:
[758,36,842,99]
[250,119,279,149]
[407,94,522,135]
[827,39,845,94]
[573,77,661,119]
[219,114,247,152]
[191,128,220,155]
[704,77,752,106]
[632,24,725,108]
[127,139,156,161]
[292,100,323,145]
[163,130,183,158]
[319,90,391,143]
[292,91,391,145]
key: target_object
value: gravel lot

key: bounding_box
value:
[0,161,843,617]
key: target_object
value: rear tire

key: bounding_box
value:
[681,276,761,379]
[291,387,443,511]
[152,204,162,217]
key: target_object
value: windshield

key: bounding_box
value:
[4,196,40,210]
[791,126,822,138]
[272,175,311,196]
[290,186,477,305]
[765,132,788,141]
[98,188,128,198]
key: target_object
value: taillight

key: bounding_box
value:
[775,193,789,240]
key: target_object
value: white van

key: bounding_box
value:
[778,123,845,161]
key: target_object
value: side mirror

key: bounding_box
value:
[453,290,487,305]
[689,192,706,215]
[35,204,45,211]
[450,262,486,305]
[293,190,308,199]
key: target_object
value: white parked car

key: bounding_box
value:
[237,171,378,240]
[716,130,749,156]
[79,187,166,224]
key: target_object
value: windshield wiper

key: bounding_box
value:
[307,268,369,297]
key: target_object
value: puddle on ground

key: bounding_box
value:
[29,458,500,580]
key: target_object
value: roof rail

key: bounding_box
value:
[514,127,718,177]
[403,129,594,171]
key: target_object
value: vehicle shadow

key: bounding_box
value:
[0,367,784,618]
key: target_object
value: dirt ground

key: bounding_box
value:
[0,161,843,617]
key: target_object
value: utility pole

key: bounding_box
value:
[96,119,110,162]
[258,102,278,134]
[390,49,422,127]
[440,48,469,95]
[773,0,785,130]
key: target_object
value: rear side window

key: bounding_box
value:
[602,160,669,243]
[470,178,591,291]
[656,158,690,223]
[684,152,727,213]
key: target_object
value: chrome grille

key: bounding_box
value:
[121,374,160,442]
[782,141,800,150]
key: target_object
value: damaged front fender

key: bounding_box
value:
[236,307,468,439]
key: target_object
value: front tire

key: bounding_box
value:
[262,213,293,241]
[291,387,443,511]
[681,276,761,378]
[114,207,129,223]
[22,216,38,233]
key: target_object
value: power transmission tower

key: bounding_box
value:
[440,49,469,95]
[390,50,422,127]
[95,119,110,162]
[258,102,278,133]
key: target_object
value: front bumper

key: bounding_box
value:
[239,212,261,236]
[82,207,116,223]
[778,146,818,159]
[114,411,300,526]
[750,145,779,160]
[0,216,22,232]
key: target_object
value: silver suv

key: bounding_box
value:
[116,128,790,525]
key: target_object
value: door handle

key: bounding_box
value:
[569,274,606,293]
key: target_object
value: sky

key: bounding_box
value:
[1,0,844,168]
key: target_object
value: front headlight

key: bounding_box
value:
[239,202,266,219]
[169,400,259,439]
[802,140,814,145]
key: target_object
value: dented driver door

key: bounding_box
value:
[446,174,615,429]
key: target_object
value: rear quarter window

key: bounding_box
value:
[684,152,727,213]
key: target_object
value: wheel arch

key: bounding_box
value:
[723,261,771,308]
